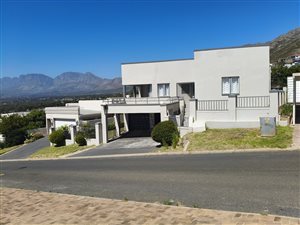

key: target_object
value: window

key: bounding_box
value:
[158,83,170,97]
[222,77,239,95]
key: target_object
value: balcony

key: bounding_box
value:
[103,96,181,105]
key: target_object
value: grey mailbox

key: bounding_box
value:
[260,117,276,137]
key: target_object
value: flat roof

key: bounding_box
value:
[121,58,193,65]
[194,44,269,52]
[121,45,270,65]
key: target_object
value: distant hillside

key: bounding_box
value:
[245,27,300,62]
[0,72,122,98]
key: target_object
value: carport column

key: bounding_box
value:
[95,122,102,145]
[160,104,168,121]
[123,113,129,132]
[114,114,120,137]
[69,125,76,144]
[101,105,108,144]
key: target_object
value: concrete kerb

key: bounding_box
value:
[1,147,299,163]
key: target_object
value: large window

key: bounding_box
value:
[158,83,170,97]
[222,77,239,95]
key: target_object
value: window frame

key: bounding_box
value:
[157,83,170,97]
[221,76,240,96]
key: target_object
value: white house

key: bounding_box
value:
[45,45,284,145]
[287,73,300,124]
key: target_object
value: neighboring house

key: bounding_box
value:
[46,45,284,145]
[287,73,300,124]
[0,134,5,143]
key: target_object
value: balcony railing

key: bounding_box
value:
[103,96,181,105]
[237,96,270,108]
[197,100,228,111]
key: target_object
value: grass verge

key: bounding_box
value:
[0,145,23,155]
[187,126,293,151]
[30,144,91,158]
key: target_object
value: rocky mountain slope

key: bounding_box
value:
[0,72,122,98]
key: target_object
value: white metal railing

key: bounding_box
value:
[197,100,228,111]
[103,96,181,105]
[237,96,270,108]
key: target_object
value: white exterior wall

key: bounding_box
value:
[122,46,270,100]
[122,46,278,128]
[194,46,270,99]
[78,100,104,111]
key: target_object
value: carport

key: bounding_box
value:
[100,97,182,143]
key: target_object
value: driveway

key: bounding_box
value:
[0,137,50,160]
[70,137,159,157]
[1,151,299,217]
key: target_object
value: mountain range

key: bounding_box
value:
[1,27,299,98]
[0,72,122,98]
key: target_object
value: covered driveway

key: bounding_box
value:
[69,137,159,157]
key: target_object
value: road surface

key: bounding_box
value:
[1,150,299,217]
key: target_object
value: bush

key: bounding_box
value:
[32,132,44,141]
[151,121,179,146]
[75,132,87,146]
[24,132,44,144]
[49,129,66,147]
[279,104,293,117]
[172,133,179,149]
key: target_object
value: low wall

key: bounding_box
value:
[206,121,260,129]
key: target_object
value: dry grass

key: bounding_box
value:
[30,144,91,158]
[187,126,293,151]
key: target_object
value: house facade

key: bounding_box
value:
[287,73,300,124]
[45,46,283,145]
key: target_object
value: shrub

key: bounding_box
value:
[49,129,66,147]
[32,132,44,141]
[151,121,179,146]
[80,123,95,138]
[75,132,87,146]
[172,133,179,149]
[279,104,293,117]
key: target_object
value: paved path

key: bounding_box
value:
[0,137,49,160]
[70,137,158,157]
[2,151,299,217]
[1,187,299,225]
[293,124,300,149]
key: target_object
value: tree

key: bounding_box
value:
[0,114,28,147]
[271,64,300,88]
[25,109,46,129]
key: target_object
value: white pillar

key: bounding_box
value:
[69,125,76,144]
[101,105,108,144]
[95,122,102,145]
[189,99,197,125]
[123,113,129,132]
[160,105,168,121]
[114,114,120,137]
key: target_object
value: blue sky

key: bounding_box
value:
[1,0,299,78]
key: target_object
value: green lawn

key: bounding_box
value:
[0,145,23,155]
[187,126,293,151]
[30,144,91,158]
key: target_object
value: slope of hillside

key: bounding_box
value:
[0,72,122,98]
[268,27,300,62]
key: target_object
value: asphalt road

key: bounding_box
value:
[0,137,49,160]
[1,151,300,217]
